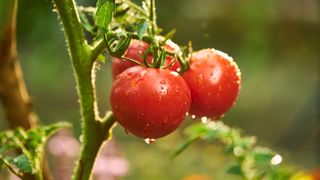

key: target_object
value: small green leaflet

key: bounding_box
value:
[0,122,71,177]
[137,20,148,40]
[226,164,243,175]
[252,147,275,164]
[96,0,115,35]
[11,154,33,174]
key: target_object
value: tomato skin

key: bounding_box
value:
[182,49,241,119]
[111,39,180,80]
[110,66,191,139]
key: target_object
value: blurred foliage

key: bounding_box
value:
[0,122,71,178]
[0,0,319,179]
[172,121,293,179]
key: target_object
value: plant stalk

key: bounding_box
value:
[53,0,116,179]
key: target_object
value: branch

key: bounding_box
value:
[0,0,36,130]
[0,1,54,179]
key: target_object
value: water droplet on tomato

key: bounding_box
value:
[236,71,241,77]
[163,117,168,124]
[160,80,166,85]
[160,84,168,94]
[125,90,130,96]
[197,74,204,85]
[191,115,196,119]
[140,70,148,77]
[144,138,156,144]
[210,67,221,83]
[124,129,131,134]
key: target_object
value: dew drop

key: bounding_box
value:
[185,112,189,116]
[191,115,196,119]
[125,90,130,96]
[236,71,242,77]
[140,70,148,77]
[271,154,282,165]
[201,116,208,124]
[144,138,156,144]
[160,80,166,85]
[160,84,168,94]
[124,129,130,134]
[197,74,204,85]
[163,117,168,124]
[210,67,221,83]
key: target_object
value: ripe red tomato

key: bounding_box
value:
[182,49,241,119]
[111,39,181,80]
[110,66,191,139]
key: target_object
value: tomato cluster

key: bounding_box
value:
[110,40,241,139]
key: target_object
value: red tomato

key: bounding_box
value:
[111,39,181,80]
[110,66,191,139]
[182,49,241,120]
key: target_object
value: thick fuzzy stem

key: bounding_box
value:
[53,0,116,179]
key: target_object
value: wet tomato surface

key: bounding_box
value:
[110,66,191,139]
[182,49,241,119]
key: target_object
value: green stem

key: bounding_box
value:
[53,0,117,179]
[149,0,157,35]
[122,0,148,17]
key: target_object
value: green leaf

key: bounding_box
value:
[226,164,243,175]
[252,147,275,164]
[79,10,96,35]
[96,0,115,35]
[136,20,148,40]
[0,122,71,176]
[43,122,72,137]
[11,154,33,174]
[185,123,209,137]
[237,136,256,149]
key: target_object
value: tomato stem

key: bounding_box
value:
[53,0,117,179]
[148,0,157,36]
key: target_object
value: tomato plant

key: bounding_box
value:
[111,39,181,79]
[182,49,241,119]
[110,66,191,139]
[0,0,307,179]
